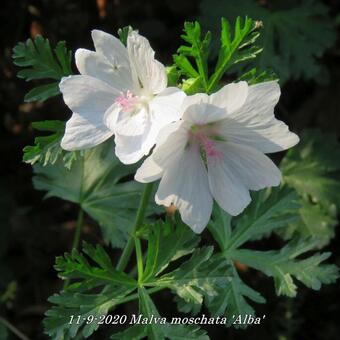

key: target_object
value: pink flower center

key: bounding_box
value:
[190,125,223,159]
[115,90,139,112]
[196,132,221,157]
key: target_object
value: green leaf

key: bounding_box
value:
[281,129,340,204]
[138,288,165,340]
[23,120,79,169]
[215,187,300,251]
[208,210,265,328]
[206,263,265,328]
[207,16,261,92]
[44,242,136,339]
[12,35,72,101]
[238,67,277,85]
[173,54,199,79]
[33,139,159,248]
[24,82,60,102]
[208,204,232,250]
[118,287,210,340]
[200,0,336,83]
[45,286,134,339]
[207,184,339,317]
[142,219,200,282]
[207,186,338,322]
[181,77,204,95]
[281,129,340,246]
[118,26,133,46]
[111,324,147,340]
[55,242,137,287]
[227,239,339,297]
[166,66,180,86]
[154,247,229,313]
[282,201,337,249]
[174,21,210,91]
[174,17,261,93]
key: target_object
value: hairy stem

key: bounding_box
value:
[0,316,31,340]
[116,183,154,272]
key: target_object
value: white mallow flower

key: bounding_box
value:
[135,81,299,233]
[59,30,186,164]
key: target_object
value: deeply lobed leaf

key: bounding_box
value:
[228,239,339,297]
[12,35,72,101]
[200,0,336,83]
[23,120,79,169]
[154,247,229,313]
[281,129,340,246]
[142,219,200,281]
[33,139,160,248]
[44,242,137,339]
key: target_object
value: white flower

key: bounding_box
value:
[59,30,186,164]
[135,81,299,233]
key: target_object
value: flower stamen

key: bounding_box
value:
[115,90,139,113]
[190,125,223,160]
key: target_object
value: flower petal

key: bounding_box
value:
[152,123,189,170]
[207,149,251,216]
[135,87,186,155]
[127,31,167,94]
[181,93,209,114]
[184,102,226,125]
[59,75,119,119]
[217,81,299,153]
[91,29,130,69]
[61,113,113,150]
[155,144,213,233]
[114,107,149,136]
[212,141,282,191]
[150,87,186,125]
[209,81,248,113]
[155,120,185,145]
[103,104,121,132]
[135,156,163,183]
[114,94,186,165]
[75,48,132,91]
[114,132,147,164]
[182,93,226,125]
[217,118,299,153]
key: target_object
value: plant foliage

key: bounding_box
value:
[281,129,340,247]
[12,35,72,101]
[12,17,340,340]
[44,242,137,339]
[23,120,79,169]
[199,0,336,83]
[32,140,160,248]
[206,187,338,323]
[173,17,262,94]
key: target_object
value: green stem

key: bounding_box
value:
[64,208,84,289]
[196,58,208,91]
[71,208,84,250]
[135,238,144,282]
[116,183,154,272]
[206,54,232,94]
[0,316,31,340]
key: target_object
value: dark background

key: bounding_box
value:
[1,0,340,339]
